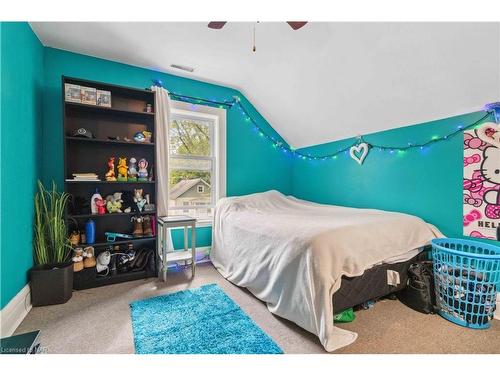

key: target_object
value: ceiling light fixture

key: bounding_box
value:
[170,64,194,73]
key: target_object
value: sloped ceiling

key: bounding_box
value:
[31,22,500,148]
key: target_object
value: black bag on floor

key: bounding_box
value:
[397,261,436,314]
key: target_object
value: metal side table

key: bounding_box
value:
[157,215,196,282]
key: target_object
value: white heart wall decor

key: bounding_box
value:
[350,143,369,165]
[477,122,500,148]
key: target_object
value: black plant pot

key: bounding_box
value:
[30,262,73,307]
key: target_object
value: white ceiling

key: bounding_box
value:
[31,22,500,148]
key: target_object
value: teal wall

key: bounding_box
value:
[1,33,293,308]
[0,23,44,309]
[292,111,497,243]
[42,48,293,249]
[2,22,496,311]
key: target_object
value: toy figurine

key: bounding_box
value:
[128,157,138,181]
[94,197,106,215]
[105,192,123,213]
[105,157,117,181]
[133,132,146,142]
[143,130,152,143]
[90,189,103,214]
[69,230,81,246]
[133,188,147,212]
[117,157,128,181]
[137,158,148,182]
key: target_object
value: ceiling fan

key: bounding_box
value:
[208,22,308,52]
[208,21,308,30]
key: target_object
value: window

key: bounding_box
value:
[168,108,221,221]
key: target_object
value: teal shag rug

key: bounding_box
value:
[130,283,283,354]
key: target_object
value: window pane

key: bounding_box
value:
[170,157,212,171]
[169,169,212,208]
[169,117,211,157]
[169,208,213,220]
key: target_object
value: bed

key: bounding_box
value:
[210,190,442,352]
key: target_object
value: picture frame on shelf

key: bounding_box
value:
[65,83,81,103]
[97,90,112,107]
[81,86,97,105]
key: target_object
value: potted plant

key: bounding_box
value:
[30,181,73,306]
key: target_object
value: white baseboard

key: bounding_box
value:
[495,293,500,321]
[0,284,32,338]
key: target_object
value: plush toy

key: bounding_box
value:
[121,190,135,213]
[117,157,128,181]
[94,197,106,215]
[105,192,123,213]
[128,157,138,181]
[134,188,147,212]
[137,158,149,181]
[105,157,117,181]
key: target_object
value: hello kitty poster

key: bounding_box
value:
[463,122,500,241]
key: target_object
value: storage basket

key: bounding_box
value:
[431,238,500,329]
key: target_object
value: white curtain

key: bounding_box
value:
[151,86,171,217]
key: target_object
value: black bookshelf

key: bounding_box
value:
[63,76,158,290]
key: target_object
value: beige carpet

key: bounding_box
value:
[15,262,500,354]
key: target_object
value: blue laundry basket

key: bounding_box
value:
[431,238,500,329]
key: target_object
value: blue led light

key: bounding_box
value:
[161,89,492,162]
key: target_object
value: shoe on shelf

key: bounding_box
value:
[83,246,96,268]
[143,215,153,237]
[132,216,143,237]
[72,248,84,272]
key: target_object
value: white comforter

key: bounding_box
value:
[210,190,443,351]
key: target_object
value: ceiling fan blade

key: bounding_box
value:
[286,21,308,30]
[208,22,227,29]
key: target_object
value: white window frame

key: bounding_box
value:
[168,104,225,224]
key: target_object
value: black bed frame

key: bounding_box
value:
[333,248,429,313]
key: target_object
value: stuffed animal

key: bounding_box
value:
[128,157,138,181]
[134,188,147,212]
[121,190,135,213]
[117,157,128,181]
[105,192,123,213]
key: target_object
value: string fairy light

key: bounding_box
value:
[153,80,495,161]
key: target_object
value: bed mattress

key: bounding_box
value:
[211,190,442,351]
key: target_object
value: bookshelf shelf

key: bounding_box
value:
[63,76,158,290]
